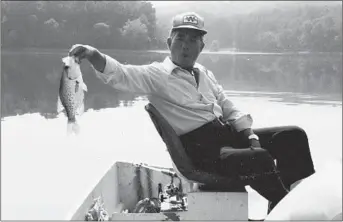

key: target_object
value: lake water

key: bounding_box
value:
[1,49,342,117]
[1,49,342,220]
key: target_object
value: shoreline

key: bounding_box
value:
[1,48,342,56]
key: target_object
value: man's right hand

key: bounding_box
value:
[68,44,106,73]
[68,44,96,62]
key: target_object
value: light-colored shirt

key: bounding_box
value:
[93,54,253,135]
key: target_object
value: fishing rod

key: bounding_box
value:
[136,163,178,178]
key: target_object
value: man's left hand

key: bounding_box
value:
[240,128,261,148]
[250,138,261,148]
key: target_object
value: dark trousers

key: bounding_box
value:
[180,119,315,204]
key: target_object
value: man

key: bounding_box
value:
[69,12,315,213]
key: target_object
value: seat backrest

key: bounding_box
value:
[144,103,238,187]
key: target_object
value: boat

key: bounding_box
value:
[67,103,249,221]
[68,161,248,221]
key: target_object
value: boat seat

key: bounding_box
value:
[144,103,245,192]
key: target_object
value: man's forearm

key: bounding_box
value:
[87,49,106,73]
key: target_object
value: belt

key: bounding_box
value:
[180,117,228,142]
[208,117,226,127]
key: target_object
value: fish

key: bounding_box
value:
[57,55,87,135]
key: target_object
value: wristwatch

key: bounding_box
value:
[248,134,259,140]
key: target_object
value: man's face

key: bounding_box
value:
[167,29,205,70]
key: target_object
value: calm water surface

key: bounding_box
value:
[1,49,342,118]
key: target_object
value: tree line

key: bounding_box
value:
[1,1,342,52]
[194,2,342,52]
[228,2,342,52]
[1,1,158,50]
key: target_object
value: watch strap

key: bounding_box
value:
[248,134,259,140]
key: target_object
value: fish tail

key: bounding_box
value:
[67,119,80,135]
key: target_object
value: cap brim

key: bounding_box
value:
[172,25,207,35]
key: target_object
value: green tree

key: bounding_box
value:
[120,18,150,50]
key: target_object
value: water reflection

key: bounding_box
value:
[1,49,342,118]
[199,52,342,96]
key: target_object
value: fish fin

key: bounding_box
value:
[82,82,88,92]
[76,103,85,115]
[76,75,88,92]
[57,96,65,113]
[67,120,80,135]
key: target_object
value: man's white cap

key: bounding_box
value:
[171,12,207,35]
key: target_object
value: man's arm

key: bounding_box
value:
[204,70,252,132]
[216,84,254,134]
[216,83,261,145]
[69,44,163,94]
[87,48,106,73]
[205,69,259,144]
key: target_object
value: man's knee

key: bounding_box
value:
[292,126,310,145]
[290,125,307,136]
[280,125,308,141]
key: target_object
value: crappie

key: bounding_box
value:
[57,56,87,135]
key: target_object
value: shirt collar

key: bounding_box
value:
[162,56,201,75]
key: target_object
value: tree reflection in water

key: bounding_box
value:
[1,50,341,118]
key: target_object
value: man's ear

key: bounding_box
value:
[167,37,172,50]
